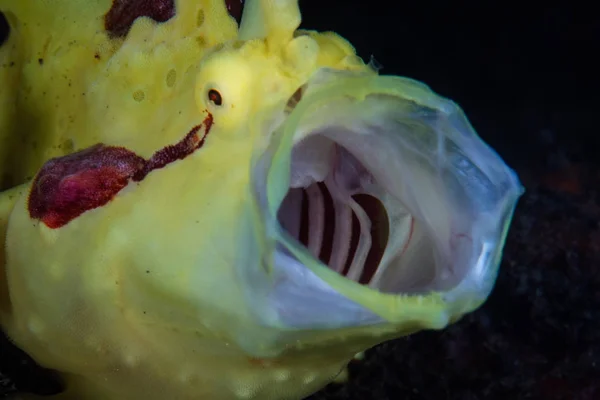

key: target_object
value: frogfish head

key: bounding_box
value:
[0,0,524,398]
[190,0,524,350]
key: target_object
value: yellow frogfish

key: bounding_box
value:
[0,0,524,399]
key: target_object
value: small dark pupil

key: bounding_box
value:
[208,89,222,106]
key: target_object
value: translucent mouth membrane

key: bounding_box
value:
[249,71,523,329]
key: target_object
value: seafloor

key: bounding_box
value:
[1,2,597,400]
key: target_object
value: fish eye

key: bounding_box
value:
[208,89,222,106]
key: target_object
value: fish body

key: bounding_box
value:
[0,0,524,399]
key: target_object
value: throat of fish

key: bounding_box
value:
[277,135,424,293]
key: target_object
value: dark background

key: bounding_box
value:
[1,1,598,399]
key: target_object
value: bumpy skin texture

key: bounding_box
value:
[0,0,239,189]
[0,1,383,399]
[0,0,522,399]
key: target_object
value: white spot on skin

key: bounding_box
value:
[303,373,316,384]
[49,262,65,280]
[233,385,257,399]
[273,369,290,382]
[27,316,45,335]
[178,367,194,383]
[124,353,139,367]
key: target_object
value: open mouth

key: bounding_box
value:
[256,72,523,328]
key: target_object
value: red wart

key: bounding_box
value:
[28,144,145,229]
[28,115,213,229]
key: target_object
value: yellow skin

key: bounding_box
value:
[0,0,524,399]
